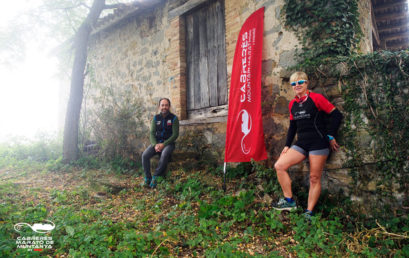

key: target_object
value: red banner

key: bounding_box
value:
[224,7,267,162]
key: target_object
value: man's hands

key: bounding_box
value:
[154,143,165,152]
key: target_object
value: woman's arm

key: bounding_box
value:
[327,109,343,151]
[285,120,297,148]
[327,109,343,138]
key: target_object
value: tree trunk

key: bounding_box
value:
[63,0,106,162]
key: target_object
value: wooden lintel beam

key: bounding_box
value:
[168,0,208,21]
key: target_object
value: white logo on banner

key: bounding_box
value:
[238,109,252,154]
[14,220,55,234]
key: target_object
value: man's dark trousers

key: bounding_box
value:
[142,143,175,179]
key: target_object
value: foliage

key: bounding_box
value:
[225,162,252,179]
[177,129,221,171]
[0,134,140,175]
[338,51,409,204]
[0,133,61,162]
[282,0,361,67]
[81,66,149,163]
[290,212,344,256]
[0,133,62,172]
[0,160,408,256]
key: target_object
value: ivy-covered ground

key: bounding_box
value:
[1,160,408,257]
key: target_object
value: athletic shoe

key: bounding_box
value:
[150,176,157,188]
[304,210,314,222]
[272,198,297,211]
[142,177,151,188]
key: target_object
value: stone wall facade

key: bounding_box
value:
[83,0,375,195]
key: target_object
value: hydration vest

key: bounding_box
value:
[154,113,176,143]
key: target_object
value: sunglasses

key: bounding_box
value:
[290,80,307,86]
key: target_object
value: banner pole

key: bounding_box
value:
[223,162,227,192]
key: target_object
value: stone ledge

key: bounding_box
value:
[180,116,227,126]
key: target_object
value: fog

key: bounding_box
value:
[0,1,60,142]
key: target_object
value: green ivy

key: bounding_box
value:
[282,0,361,66]
[340,51,409,199]
[282,1,408,210]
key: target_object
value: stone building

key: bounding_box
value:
[79,0,384,194]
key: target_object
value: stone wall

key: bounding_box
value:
[83,0,374,195]
[224,0,300,163]
[87,4,171,126]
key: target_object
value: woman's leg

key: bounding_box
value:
[307,154,328,211]
[274,148,306,198]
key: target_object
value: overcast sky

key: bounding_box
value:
[0,0,60,142]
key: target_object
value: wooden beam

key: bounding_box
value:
[374,0,406,11]
[168,0,208,21]
[381,31,409,41]
[386,37,409,44]
[91,0,164,35]
[378,23,409,33]
[374,0,408,13]
[375,11,409,22]
[377,17,408,28]
[386,40,409,50]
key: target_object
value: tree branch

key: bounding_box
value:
[79,3,91,10]
[47,3,91,12]
[104,3,128,10]
[376,220,409,239]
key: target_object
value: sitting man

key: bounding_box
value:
[142,98,179,188]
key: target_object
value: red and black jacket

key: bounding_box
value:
[285,91,343,147]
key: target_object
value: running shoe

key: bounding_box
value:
[303,210,314,222]
[150,176,157,188]
[142,177,151,188]
[272,198,297,211]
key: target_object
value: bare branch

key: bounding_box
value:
[63,9,78,34]
[47,3,90,12]
[376,220,409,239]
[80,3,91,10]
[352,61,383,126]
[104,3,128,10]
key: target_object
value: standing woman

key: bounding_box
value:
[273,71,343,218]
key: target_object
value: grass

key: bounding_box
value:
[0,165,408,257]
[0,139,408,256]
